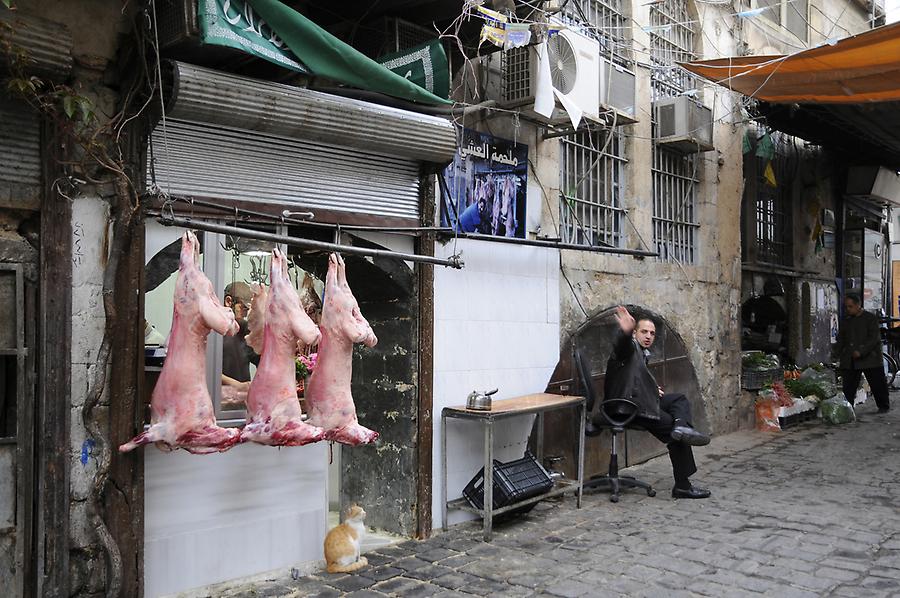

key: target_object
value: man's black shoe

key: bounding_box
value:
[671,425,710,446]
[877,407,890,414]
[671,486,711,499]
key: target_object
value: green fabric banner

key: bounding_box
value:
[246,0,451,105]
[198,0,307,73]
[377,40,450,100]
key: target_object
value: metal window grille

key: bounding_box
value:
[560,0,630,63]
[501,46,532,103]
[755,162,789,265]
[560,129,627,248]
[754,130,793,265]
[650,0,699,264]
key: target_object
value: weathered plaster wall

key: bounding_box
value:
[68,197,111,597]
[741,0,871,54]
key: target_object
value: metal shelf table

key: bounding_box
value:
[441,393,586,541]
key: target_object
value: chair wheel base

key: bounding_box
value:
[585,473,656,501]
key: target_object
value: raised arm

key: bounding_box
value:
[611,306,637,359]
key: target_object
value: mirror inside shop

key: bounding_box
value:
[143,222,324,420]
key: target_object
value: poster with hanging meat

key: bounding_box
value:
[442,128,528,238]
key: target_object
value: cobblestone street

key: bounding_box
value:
[194,398,900,598]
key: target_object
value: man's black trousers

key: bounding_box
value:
[842,367,890,411]
[634,393,697,483]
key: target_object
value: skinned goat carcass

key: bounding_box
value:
[241,249,325,446]
[120,232,241,454]
[305,253,379,445]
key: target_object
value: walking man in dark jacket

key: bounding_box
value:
[605,306,711,498]
[834,293,890,413]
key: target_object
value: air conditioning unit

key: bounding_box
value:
[599,58,638,125]
[485,28,601,126]
[846,166,900,206]
[153,0,254,64]
[653,96,714,153]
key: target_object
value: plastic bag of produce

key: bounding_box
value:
[755,398,781,432]
[819,395,856,425]
[800,366,835,386]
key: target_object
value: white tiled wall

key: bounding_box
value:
[431,239,560,527]
[144,442,328,597]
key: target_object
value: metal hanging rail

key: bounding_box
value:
[158,215,465,269]
[448,233,659,257]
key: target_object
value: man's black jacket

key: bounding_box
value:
[834,309,882,370]
[603,330,661,420]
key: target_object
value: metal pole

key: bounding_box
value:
[447,232,659,257]
[483,419,493,542]
[158,215,465,269]
[441,411,448,532]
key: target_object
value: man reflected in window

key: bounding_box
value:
[221,281,260,408]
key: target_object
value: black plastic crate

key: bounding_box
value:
[463,452,553,513]
[741,368,783,390]
[778,409,817,430]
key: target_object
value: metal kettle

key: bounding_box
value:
[466,388,498,411]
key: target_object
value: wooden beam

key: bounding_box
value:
[106,217,145,597]
[36,124,71,597]
[415,172,435,539]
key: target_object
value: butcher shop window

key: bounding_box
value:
[559,128,626,248]
[144,221,318,421]
[650,0,699,265]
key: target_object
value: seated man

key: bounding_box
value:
[605,306,711,499]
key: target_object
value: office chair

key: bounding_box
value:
[575,348,656,503]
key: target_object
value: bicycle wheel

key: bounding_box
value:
[883,352,898,388]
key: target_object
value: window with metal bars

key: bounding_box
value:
[755,160,790,265]
[560,129,626,248]
[560,0,630,62]
[756,0,808,43]
[650,0,699,264]
[556,0,630,249]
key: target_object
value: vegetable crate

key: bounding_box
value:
[741,368,783,391]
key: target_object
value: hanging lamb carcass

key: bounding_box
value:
[304,253,379,445]
[120,231,241,454]
[240,249,326,446]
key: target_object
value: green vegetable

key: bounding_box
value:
[784,378,832,402]
[742,352,779,370]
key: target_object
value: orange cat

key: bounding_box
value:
[323,505,368,573]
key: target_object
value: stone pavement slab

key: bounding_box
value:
[178,399,900,597]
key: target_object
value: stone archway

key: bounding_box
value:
[542,305,706,481]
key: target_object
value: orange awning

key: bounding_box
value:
[678,22,900,104]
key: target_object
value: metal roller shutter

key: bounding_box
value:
[0,99,41,206]
[148,119,421,220]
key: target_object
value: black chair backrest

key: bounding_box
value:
[574,348,597,413]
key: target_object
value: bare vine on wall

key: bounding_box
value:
[2,4,157,596]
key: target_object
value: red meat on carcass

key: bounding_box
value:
[240,249,325,446]
[305,253,379,445]
[120,231,241,454]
